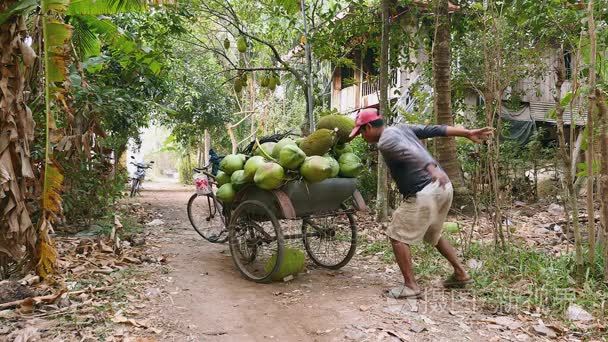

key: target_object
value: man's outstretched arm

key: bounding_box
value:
[445,126,494,143]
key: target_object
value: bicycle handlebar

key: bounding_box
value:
[193,166,215,180]
[131,161,152,169]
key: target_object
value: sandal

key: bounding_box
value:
[443,274,473,288]
[384,285,422,299]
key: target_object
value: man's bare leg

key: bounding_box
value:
[435,237,469,280]
[390,238,420,291]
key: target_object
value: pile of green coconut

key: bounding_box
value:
[215,115,363,204]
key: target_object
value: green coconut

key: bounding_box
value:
[264,247,306,281]
[279,144,306,170]
[223,38,230,49]
[299,128,337,156]
[254,142,276,159]
[236,36,247,53]
[254,162,285,190]
[230,170,248,191]
[237,153,247,163]
[216,171,231,186]
[234,78,243,93]
[325,155,340,178]
[272,137,296,158]
[220,154,244,175]
[260,76,269,87]
[243,156,266,181]
[268,76,277,90]
[317,115,356,144]
[333,143,353,156]
[216,183,236,203]
[338,153,363,178]
[300,156,332,183]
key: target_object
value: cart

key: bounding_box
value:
[227,178,367,283]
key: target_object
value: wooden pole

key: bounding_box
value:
[227,123,237,154]
[586,0,597,265]
[203,129,210,165]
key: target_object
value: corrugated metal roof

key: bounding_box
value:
[529,102,586,126]
[501,102,586,126]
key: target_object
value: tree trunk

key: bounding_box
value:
[482,11,505,248]
[376,0,391,221]
[586,0,596,265]
[432,0,464,188]
[596,92,608,282]
[554,48,584,273]
[300,0,315,132]
[203,130,211,166]
[0,5,37,269]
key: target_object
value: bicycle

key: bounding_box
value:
[187,164,229,243]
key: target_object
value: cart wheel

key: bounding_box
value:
[302,208,357,269]
[229,200,284,283]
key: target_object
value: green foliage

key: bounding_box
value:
[359,237,607,319]
[63,158,128,225]
[360,239,394,263]
[90,211,143,238]
[468,243,607,318]
[0,0,38,25]
[66,0,150,16]
[157,51,234,149]
[178,152,195,185]
[350,137,376,202]
[576,160,600,177]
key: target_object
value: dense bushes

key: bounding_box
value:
[350,137,378,203]
[62,156,128,226]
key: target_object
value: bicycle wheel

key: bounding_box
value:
[302,208,357,269]
[187,193,228,243]
[130,179,139,197]
[229,200,283,283]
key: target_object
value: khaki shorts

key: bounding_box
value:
[386,181,453,246]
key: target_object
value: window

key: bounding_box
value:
[340,66,355,90]
[362,49,379,78]
[476,94,485,107]
[564,50,572,80]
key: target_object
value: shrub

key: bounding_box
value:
[62,156,127,226]
[350,137,377,203]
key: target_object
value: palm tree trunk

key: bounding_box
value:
[596,92,608,282]
[554,48,584,273]
[432,0,464,188]
[0,3,37,270]
[376,0,391,221]
[585,0,596,265]
[300,0,315,132]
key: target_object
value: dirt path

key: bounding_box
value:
[135,182,536,342]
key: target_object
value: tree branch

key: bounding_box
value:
[217,0,307,88]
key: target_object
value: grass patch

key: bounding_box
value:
[358,237,608,320]
[90,212,143,238]
[360,239,395,263]
[467,243,607,319]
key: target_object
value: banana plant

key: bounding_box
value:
[0,0,171,277]
[37,0,72,277]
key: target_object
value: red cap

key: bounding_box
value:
[349,108,382,139]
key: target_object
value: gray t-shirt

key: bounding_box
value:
[377,124,447,197]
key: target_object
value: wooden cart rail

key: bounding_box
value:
[232,178,367,219]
